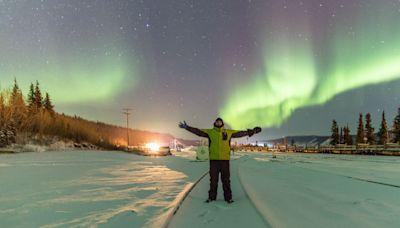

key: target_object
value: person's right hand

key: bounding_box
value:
[254,127,262,134]
[178,121,188,129]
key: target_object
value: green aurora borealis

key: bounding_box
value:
[0,39,138,104]
[221,2,400,129]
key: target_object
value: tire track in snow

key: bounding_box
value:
[162,171,209,228]
[288,161,400,189]
[342,176,400,189]
[266,154,400,190]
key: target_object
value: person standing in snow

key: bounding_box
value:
[179,118,261,203]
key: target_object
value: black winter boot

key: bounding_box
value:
[205,198,215,203]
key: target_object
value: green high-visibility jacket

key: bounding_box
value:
[185,126,254,160]
[201,127,240,160]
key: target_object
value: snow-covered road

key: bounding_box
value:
[168,156,269,228]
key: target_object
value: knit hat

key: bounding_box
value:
[214,117,224,127]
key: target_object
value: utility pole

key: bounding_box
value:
[123,108,132,147]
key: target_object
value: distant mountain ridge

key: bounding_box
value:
[259,135,331,146]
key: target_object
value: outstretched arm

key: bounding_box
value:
[231,127,262,138]
[178,121,208,137]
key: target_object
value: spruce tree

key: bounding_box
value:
[330,120,339,145]
[43,92,55,114]
[365,113,375,145]
[356,113,365,144]
[10,78,20,105]
[27,82,35,111]
[378,111,389,145]
[339,127,343,144]
[9,78,27,129]
[343,126,347,144]
[10,79,26,108]
[345,125,353,145]
[34,80,43,109]
[393,108,400,143]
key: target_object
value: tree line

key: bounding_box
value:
[330,109,400,145]
[0,79,114,148]
[0,79,177,149]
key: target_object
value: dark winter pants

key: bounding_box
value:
[208,160,232,201]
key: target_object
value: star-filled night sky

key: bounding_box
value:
[1,0,400,140]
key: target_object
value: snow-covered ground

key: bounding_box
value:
[1,150,399,227]
[170,152,400,228]
[237,152,400,227]
[0,150,207,227]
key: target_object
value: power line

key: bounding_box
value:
[123,108,132,147]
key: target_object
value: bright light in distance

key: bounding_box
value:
[145,142,160,152]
